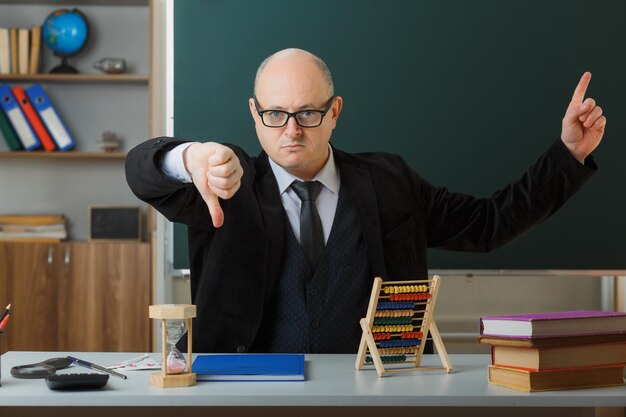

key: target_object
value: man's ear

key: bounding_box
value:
[330,96,343,127]
[248,98,258,123]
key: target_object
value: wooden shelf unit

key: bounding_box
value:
[0,0,148,5]
[0,151,126,159]
[0,0,155,353]
[0,74,149,83]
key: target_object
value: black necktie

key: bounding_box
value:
[291,181,324,269]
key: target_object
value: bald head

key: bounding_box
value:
[253,48,334,98]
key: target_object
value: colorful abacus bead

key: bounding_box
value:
[376,301,415,310]
[400,331,423,339]
[365,355,407,364]
[373,317,413,325]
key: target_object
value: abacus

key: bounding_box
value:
[355,275,452,377]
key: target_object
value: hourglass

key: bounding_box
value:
[149,304,196,387]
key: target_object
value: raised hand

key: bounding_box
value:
[561,72,606,162]
[183,142,243,228]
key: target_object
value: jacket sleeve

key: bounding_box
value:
[125,137,215,229]
[418,139,597,252]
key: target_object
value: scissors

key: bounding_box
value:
[11,357,73,379]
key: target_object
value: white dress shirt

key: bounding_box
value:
[161,143,340,244]
[268,146,339,244]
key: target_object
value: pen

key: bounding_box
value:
[67,356,128,380]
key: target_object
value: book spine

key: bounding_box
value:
[0,215,65,225]
[10,28,17,74]
[0,28,10,75]
[492,362,626,373]
[17,28,29,75]
[28,26,41,75]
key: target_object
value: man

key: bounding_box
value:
[126,48,605,354]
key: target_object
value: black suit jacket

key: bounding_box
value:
[126,138,595,353]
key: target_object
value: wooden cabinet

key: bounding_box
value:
[0,241,150,353]
[0,242,58,351]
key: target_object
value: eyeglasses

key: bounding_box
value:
[254,96,336,128]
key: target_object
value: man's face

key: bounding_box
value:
[249,54,342,180]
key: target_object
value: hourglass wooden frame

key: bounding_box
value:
[355,275,453,377]
[149,304,197,388]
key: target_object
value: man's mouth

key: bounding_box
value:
[282,143,304,149]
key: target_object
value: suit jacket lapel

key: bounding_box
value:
[334,149,387,278]
[255,153,285,297]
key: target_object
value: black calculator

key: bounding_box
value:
[45,373,109,390]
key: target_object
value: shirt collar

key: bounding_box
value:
[269,144,340,195]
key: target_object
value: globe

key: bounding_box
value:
[42,9,89,73]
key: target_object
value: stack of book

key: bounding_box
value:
[0,83,75,152]
[479,311,626,392]
[0,214,67,242]
[0,26,41,75]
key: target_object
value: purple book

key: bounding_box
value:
[480,311,626,339]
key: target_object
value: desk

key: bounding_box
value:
[1,352,625,417]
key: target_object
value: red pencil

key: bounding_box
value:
[0,313,9,330]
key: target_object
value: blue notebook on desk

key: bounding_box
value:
[192,354,305,381]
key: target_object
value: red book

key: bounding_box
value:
[12,86,56,151]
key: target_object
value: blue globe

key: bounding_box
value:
[42,9,89,57]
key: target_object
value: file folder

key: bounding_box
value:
[0,103,22,150]
[25,84,75,151]
[0,83,40,151]
[12,86,55,151]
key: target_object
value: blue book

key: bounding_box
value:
[192,354,305,381]
[25,84,75,151]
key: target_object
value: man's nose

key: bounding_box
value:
[284,115,302,138]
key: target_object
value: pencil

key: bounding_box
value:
[0,314,9,330]
[0,303,10,323]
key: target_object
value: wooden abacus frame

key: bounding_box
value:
[355,275,453,377]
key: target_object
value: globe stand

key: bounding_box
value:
[50,56,79,74]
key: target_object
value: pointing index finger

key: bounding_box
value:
[571,72,591,103]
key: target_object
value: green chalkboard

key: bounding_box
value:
[173,0,626,270]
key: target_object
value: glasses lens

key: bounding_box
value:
[295,111,322,127]
[262,111,288,127]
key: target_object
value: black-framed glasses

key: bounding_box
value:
[254,95,336,128]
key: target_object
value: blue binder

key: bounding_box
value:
[0,83,40,151]
[25,84,75,151]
